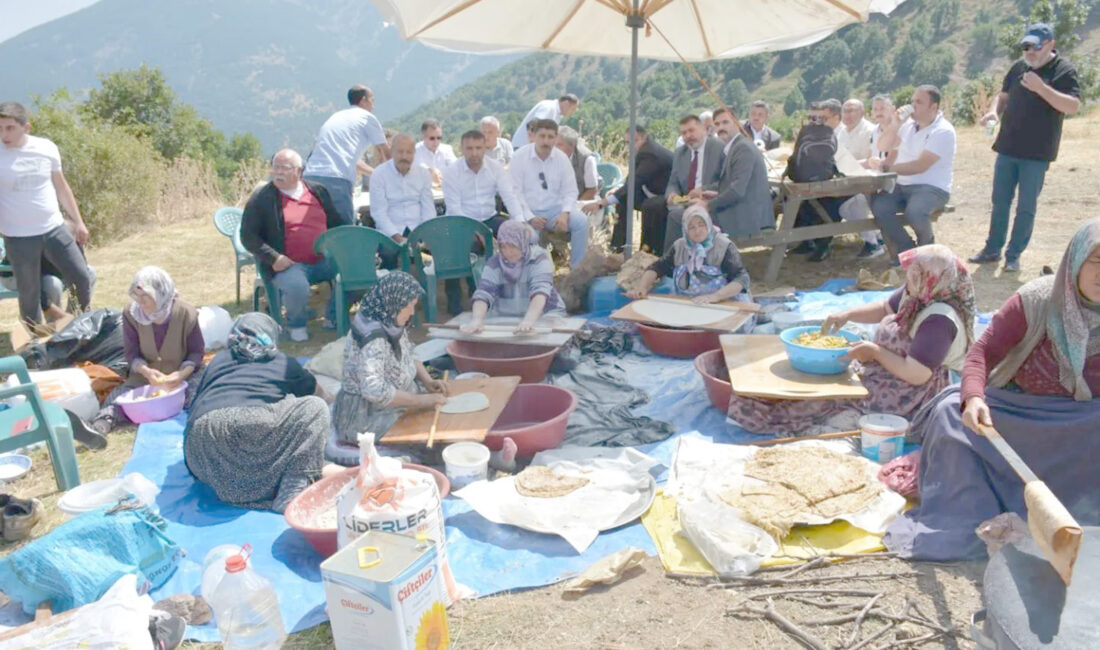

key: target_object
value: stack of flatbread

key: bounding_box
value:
[721,446,883,539]
[514,465,590,498]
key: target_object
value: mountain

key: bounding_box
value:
[0,0,519,152]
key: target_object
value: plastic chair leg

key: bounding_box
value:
[235,265,242,306]
[424,277,438,323]
[46,420,80,491]
[335,280,348,336]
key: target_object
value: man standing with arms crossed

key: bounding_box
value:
[969,23,1080,272]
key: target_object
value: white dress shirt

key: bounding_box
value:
[835,118,876,161]
[509,145,578,219]
[512,99,561,148]
[368,160,436,237]
[413,141,456,173]
[443,157,527,221]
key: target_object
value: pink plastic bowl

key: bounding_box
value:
[637,322,722,359]
[115,383,186,423]
[447,340,559,384]
[694,349,732,412]
[284,463,449,558]
[486,384,577,457]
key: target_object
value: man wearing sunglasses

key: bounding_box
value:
[969,22,1081,272]
[414,118,457,185]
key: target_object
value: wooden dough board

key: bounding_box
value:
[381,375,521,445]
[721,334,868,400]
[612,295,755,332]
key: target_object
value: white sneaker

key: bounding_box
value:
[289,327,309,342]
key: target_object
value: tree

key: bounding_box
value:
[967,23,1000,78]
[722,54,769,86]
[848,24,890,72]
[820,70,854,102]
[82,64,175,139]
[865,59,894,92]
[912,44,957,88]
[801,38,851,96]
[784,86,807,116]
[894,39,923,81]
[929,0,961,37]
[725,79,750,114]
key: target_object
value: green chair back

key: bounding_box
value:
[314,225,408,335]
[405,217,494,322]
[0,355,80,490]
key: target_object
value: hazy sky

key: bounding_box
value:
[0,0,100,42]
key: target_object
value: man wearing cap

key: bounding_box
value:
[969,22,1080,272]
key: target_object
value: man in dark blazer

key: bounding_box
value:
[700,108,775,238]
[241,148,345,342]
[585,125,673,253]
[661,115,726,253]
[743,100,782,151]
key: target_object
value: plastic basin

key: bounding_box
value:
[637,322,722,359]
[446,340,559,384]
[115,383,186,423]
[284,463,449,558]
[486,384,577,457]
[694,349,732,411]
[779,326,862,375]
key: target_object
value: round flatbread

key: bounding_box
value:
[440,391,490,414]
[514,465,590,498]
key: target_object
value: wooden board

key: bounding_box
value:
[381,375,521,445]
[720,334,868,400]
[611,295,755,332]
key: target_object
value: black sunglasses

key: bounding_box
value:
[1021,43,1039,52]
[538,172,548,190]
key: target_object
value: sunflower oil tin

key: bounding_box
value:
[321,530,450,650]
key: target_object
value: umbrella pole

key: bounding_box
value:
[624,4,642,259]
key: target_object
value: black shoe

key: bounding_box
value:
[149,611,186,650]
[1041,265,1054,276]
[65,409,108,450]
[968,250,1001,264]
[791,241,815,255]
[856,241,886,259]
[808,246,831,263]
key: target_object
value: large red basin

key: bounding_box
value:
[485,384,577,457]
[284,463,449,557]
[637,322,722,358]
[447,340,559,383]
[694,348,732,412]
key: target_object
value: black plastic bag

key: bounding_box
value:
[21,308,128,375]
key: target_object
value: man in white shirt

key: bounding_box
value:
[443,130,526,234]
[303,85,390,225]
[555,126,599,201]
[510,119,588,268]
[511,94,580,149]
[479,116,514,166]
[869,85,956,257]
[835,98,884,258]
[369,134,435,244]
[865,94,896,163]
[0,101,94,330]
[414,119,457,184]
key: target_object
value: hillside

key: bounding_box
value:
[0,0,519,152]
[393,0,1099,146]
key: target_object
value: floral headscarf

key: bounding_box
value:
[896,244,976,344]
[351,271,424,356]
[1046,218,1100,400]
[496,220,532,284]
[128,266,177,326]
[681,205,718,276]
[227,312,281,362]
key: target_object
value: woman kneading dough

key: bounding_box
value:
[461,219,565,335]
[328,272,447,464]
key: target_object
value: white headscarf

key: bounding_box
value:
[128,266,177,325]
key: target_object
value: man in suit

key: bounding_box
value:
[694,108,774,238]
[743,100,782,151]
[661,115,726,253]
[585,125,673,253]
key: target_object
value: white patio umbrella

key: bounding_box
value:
[370,0,907,255]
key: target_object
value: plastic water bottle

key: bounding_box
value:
[209,545,286,649]
[201,544,247,603]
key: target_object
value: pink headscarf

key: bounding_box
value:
[896,244,975,344]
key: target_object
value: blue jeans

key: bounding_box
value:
[272,259,336,328]
[983,153,1049,261]
[535,211,588,268]
[303,175,355,225]
[871,183,949,255]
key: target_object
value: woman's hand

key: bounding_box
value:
[514,318,536,334]
[625,288,648,300]
[419,393,448,409]
[691,293,719,305]
[842,341,879,363]
[460,320,484,334]
[962,396,993,433]
[424,378,449,395]
[142,366,168,385]
[821,310,849,334]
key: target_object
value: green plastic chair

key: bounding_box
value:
[212,207,255,305]
[253,271,283,327]
[406,217,494,323]
[0,355,80,491]
[314,225,409,335]
[0,240,20,303]
[597,161,623,198]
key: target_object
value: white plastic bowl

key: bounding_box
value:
[0,454,31,482]
[57,478,127,516]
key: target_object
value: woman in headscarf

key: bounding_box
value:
[728,244,975,436]
[627,204,754,317]
[329,272,447,463]
[91,266,204,433]
[461,219,566,334]
[886,219,1100,560]
[184,312,332,513]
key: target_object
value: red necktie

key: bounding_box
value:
[687,149,698,192]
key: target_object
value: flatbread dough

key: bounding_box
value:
[514,466,591,498]
[631,299,727,328]
[440,392,490,414]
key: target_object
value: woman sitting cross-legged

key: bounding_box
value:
[328,272,447,464]
[461,219,566,335]
[626,204,755,326]
[885,219,1100,560]
[728,244,975,436]
[185,312,334,513]
[92,266,204,434]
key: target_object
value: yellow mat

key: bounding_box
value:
[640,492,886,574]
